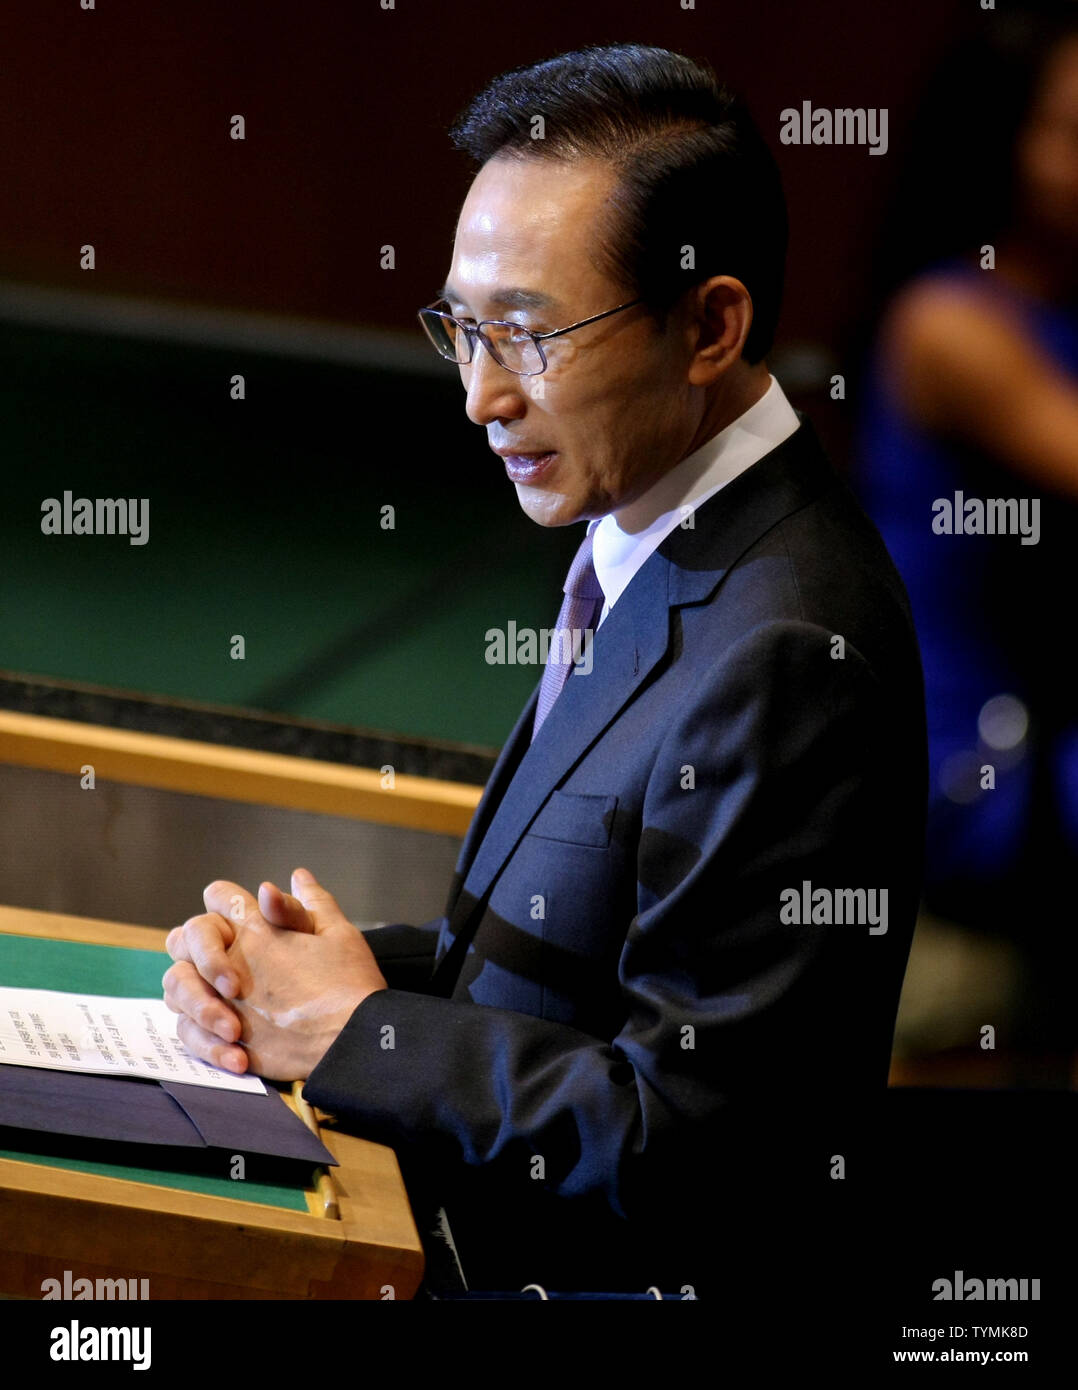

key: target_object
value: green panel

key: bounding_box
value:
[0,328,579,747]
[0,1147,306,1210]
[0,933,308,1210]
[0,934,169,997]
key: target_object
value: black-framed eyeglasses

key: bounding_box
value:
[417,297,643,377]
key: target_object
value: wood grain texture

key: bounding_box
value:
[0,709,481,834]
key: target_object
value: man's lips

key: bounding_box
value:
[492,448,558,484]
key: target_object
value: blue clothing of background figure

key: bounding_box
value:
[856,255,1078,1057]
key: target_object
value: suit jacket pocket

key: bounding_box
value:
[526,790,618,848]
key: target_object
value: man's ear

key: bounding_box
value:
[686,276,753,386]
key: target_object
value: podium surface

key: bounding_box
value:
[0,904,424,1300]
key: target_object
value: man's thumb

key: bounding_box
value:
[288,867,347,934]
[289,867,343,929]
[257,880,316,933]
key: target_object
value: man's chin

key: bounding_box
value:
[514,483,581,527]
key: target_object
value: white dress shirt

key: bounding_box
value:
[587,375,801,627]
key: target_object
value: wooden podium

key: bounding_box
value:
[0,905,425,1300]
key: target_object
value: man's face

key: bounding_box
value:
[443,155,698,526]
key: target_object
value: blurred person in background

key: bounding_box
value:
[853,1,1078,1083]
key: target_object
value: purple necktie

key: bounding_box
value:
[532,527,604,742]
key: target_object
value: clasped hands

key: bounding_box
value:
[162,867,387,1081]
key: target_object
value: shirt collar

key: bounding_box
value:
[587,375,800,613]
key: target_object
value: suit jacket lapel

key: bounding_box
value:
[441,681,540,922]
[434,414,836,973]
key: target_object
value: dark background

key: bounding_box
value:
[2,0,969,362]
[0,0,973,747]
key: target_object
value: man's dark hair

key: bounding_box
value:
[448,44,788,364]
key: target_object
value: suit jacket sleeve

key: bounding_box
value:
[360,920,441,993]
[306,619,909,1223]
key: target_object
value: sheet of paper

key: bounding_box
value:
[0,986,264,1094]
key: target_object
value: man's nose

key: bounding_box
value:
[463,340,527,427]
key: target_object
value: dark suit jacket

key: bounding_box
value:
[304,413,928,1295]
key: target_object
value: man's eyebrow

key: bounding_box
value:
[438,284,560,313]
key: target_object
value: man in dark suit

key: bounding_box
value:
[163,44,926,1298]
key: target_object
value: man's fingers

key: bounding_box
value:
[166,911,236,959]
[203,880,258,933]
[163,960,243,1042]
[166,913,241,997]
[174,1013,249,1075]
[258,881,316,934]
